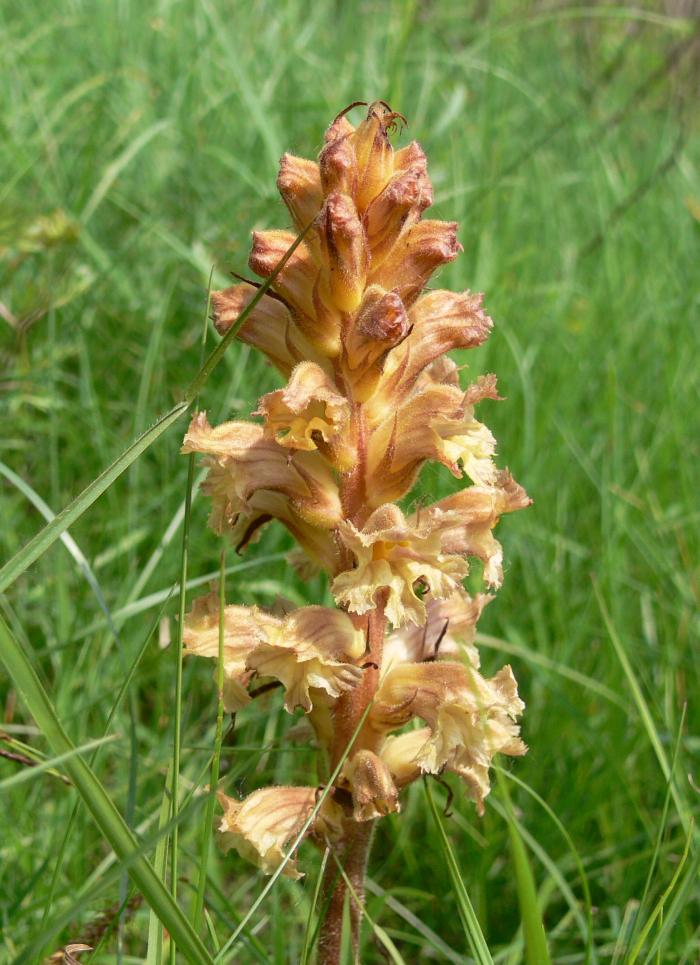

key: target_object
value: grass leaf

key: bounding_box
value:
[424,780,494,965]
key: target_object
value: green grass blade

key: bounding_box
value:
[0,225,310,597]
[495,766,594,963]
[629,821,695,963]
[146,767,173,965]
[0,734,118,791]
[424,780,494,965]
[0,401,189,595]
[0,613,213,965]
[497,771,551,965]
[593,581,691,836]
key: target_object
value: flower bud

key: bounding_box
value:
[352,101,402,212]
[316,192,368,313]
[249,230,317,321]
[277,153,323,231]
[210,283,316,377]
[343,286,410,401]
[341,750,400,821]
[365,155,433,266]
[319,134,358,197]
[369,220,462,307]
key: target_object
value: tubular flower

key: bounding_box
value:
[184,102,531,913]
[184,597,364,713]
[217,787,343,879]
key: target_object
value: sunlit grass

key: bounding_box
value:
[1,0,699,961]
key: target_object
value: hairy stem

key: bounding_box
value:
[317,819,375,965]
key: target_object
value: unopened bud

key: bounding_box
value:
[319,134,358,197]
[277,154,323,231]
[369,220,462,306]
[341,750,400,821]
[316,192,368,313]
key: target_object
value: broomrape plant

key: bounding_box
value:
[182,101,531,962]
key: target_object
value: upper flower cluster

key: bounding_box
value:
[183,102,530,879]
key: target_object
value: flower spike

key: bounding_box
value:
[183,103,531,947]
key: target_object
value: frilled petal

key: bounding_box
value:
[255,362,354,470]
[418,471,531,587]
[246,606,365,712]
[340,749,400,821]
[182,412,342,530]
[183,592,278,711]
[383,589,489,670]
[332,504,469,627]
[366,379,499,506]
[217,787,343,879]
[373,661,526,814]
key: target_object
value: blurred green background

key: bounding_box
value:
[1,0,699,962]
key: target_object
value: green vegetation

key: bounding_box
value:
[1,1,698,961]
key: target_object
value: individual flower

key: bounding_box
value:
[382,589,490,670]
[418,471,531,587]
[255,362,354,470]
[184,598,364,713]
[183,592,273,711]
[182,412,342,531]
[217,787,343,879]
[210,283,320,378]
[247,606,365,713]
[332,503,469,627]
[365,375,500,506]
[374,661,526,814]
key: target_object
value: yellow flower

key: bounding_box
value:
[382,589,490,670]
[247,606,365,713]
[182,412,342,529]
[183,592,275,711]
[217,786,343,879]
[375,662,526,814]
[332,503,469,627]
[369,289,493,419]
[417,470,531,588]
[255,362,354,471]
[366,375,500,506]
[184,597,364,713]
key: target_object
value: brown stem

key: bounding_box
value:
[317,819,375,965]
